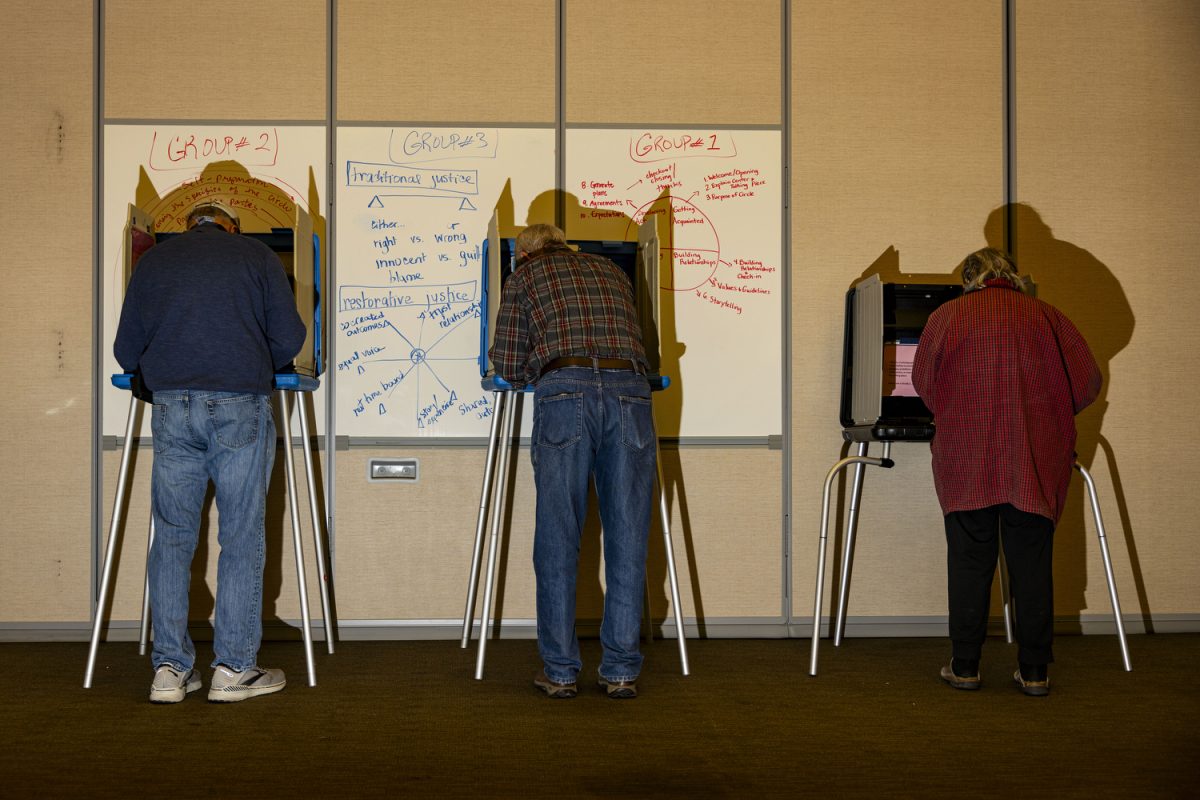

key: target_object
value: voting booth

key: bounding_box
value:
[462,212,689,679]
[122,202,324,378]
[478,216,661,379]
[809,273,1131,676]
[85,204,334,689]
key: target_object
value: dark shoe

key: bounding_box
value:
[1014,665,1050,697]
[598,675,637,699]
[533,671,577,699]
[939,658,981,691]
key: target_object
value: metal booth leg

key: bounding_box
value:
[810,449,894,677]
[85,392,140,688]
[999,549,1014,643]
[655,444,690,676]
[1075,462,1132,671]
[138,515,155,655]
[475,391,519,679]
[833,442,870,646]
[277,390,317,686]
[462,391,506,648]
[296,394,335,654]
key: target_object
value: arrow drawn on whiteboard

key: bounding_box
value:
[626,200,639,209]
[368,194,479,211]
[687,191,699,203]
[626,178,643,190]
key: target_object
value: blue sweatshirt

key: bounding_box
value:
[114,224,307,395]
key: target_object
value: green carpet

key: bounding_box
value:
[1,634,1195,798]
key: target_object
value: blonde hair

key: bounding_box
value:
[960,247,1024,293]
[515,223,566,259]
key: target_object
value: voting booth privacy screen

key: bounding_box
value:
[122,202,324,378]
[480,212,661,379]
[840,274,961,443]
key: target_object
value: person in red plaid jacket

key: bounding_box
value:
[913,247,1102,697]
[490,223,655,700]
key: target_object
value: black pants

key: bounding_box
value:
[945,504,1055,666]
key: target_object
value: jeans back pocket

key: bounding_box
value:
[535,391,583,450]
[151,404,172,454]
[619,394,654,451]
[207,395,262,450]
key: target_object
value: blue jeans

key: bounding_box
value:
[531,367,657,684]
[149,390,275,673]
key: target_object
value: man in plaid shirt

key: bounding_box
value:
[490,223,655,700]
[913,247,1102,696]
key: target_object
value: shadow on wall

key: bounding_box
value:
[987,202,1146,629]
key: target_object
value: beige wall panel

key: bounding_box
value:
[790,2,1004,619]
[99,445,330,633]
[565,0,781,125]
[653,449,783,619]
[338,0,555,123]
[333,447,781,623]
[99,448,155,622]
[335,448,530,621]
[105,0,326,120]
[1016,1,1200,616]
[0,4,94,622]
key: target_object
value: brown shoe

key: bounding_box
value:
[940,662,981,691]
[533,670,577,699]
[1013,669,1051,697]
[598,676,637,699]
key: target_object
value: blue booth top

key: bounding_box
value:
[112,373,320,393]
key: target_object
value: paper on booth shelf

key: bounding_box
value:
[883,343,919,397]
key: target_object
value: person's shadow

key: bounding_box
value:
[985,203,1146,631]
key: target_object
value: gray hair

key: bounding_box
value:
[515,223,566,259]
[960,247,1025,293]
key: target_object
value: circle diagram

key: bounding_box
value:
[627,195,721,292]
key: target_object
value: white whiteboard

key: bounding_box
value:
[334,126,554,437]
[101,124,328,436]
[566,129,783,437]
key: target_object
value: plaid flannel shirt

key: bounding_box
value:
[489,243,648,389]
[913,279,1102,523]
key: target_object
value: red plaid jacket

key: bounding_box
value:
[489,243,648,388]
[912,279,1102,523]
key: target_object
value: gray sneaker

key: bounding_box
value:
[207,665,286,703]
[149,665,202,704]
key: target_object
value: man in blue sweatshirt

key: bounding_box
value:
[114,202,306,704]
